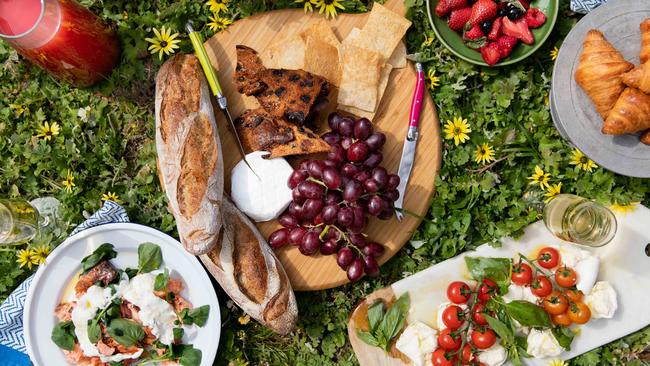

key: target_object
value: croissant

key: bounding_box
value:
[641,130,650,145]
[602,88,650,135]
[641,18,650,64]
[622,62,650,93]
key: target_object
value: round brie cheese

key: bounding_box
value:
[231,151,293,222]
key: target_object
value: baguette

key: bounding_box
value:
[155,54,224,255]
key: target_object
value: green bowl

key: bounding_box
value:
[426,0,559,66]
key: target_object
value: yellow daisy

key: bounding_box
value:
[101,192,122,204]
[206,0,230,14]
[207,14,233,32]
[569,149,598,172]
[609,202,640,214]
[528,165,551,189]
[295,0,316,12]
[443,116,471,146]
[547,360,567,366]
[474,143,495,164]
[550,46,559,61]
[544,182,562,203]
[36,121,60,141]
[145,26,181,60]
[544,92,550,107]
[315,0,345,19]
[30,245,51,266]
[238,314,251,325]
[16,248,36,270]
[423,36,434,46]
[62,170,75,193]
[427,69,440,91]
[9,103,28,117]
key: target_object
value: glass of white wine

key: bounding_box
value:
[543,194,617,247]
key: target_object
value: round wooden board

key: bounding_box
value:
[203,0,442,291]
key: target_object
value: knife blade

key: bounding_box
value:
[186,21,257,176]
[395,62,426,221]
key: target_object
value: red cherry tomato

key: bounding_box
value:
[537,247,560,269]
[531,275,553,297]
[477,278,499,302]
[511,262,533,286]
[461,344,474,363]
[447,281,471,304]
[472,302,489,326]
[471,327,497,349]
[564,289,584,302]
[437,328,462,351]
[442,304,466,330]
[555,266,578,288]
[543,291,569,315]
[568,302,592,324]
[431,348,456,366]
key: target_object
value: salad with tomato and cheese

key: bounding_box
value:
[393,245,617,366]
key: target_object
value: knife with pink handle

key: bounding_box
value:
[395,62,425,221]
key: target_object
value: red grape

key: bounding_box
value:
[347,141,370,162]
[363,179,380,193]
[386,174,400,190]
[324,191,342,205]
[300,232,320,255]
[378,206,395,220]
[322,167,342,189]
[363,152,383,169]
[384,189,400,202]
[362,242,385,258]
[367,195,383,216]
[354,118,373,140]
[338,117,354,137]
[298,159,311,172]
[322,159,339,169]
[343,180,363,202]
[322,131,340,145]
[320,239,340,255]
[337,207,354,227]
[302,199,323,219]
[269,228,289,249]
[327,144,346,162]
[341,136,353,150]
[371,167,388,189]
[363,256,380,277]
[288,201,303,218]
[350,206,366,234]
[353,170,371,183]
[288,227,306,245]
[336,247,354,269]
[366,132,386,151]
[278,214,299,228]
[297,181,323,199]
[321,204,339,225]
[292,187,304,203]
[341,163,360,178]
[288,170,309,189]
[349,233,366,247]
[328,112,342,131]
[347,258,365,281]
[307,160,325,179]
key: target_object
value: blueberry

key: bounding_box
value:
[498,8,507,16]
[480,21,492,34]
[507,7,524,20]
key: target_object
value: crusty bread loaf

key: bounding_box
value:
[200,197,298,335]
[155,54,224,255]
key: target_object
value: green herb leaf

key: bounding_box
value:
[379,293,410,343]
[154,268,169,292]
[552,326,574,350]
[124,268,138,279]
[137,242,162,273]
[504,300,552,328]
[515,335,531,358]
[80,243,117,273]
[484,313,514,344]
[465,257,512,292]
[106,318,145,347]
[180,305,210,327]
[356,330,380,347]
[173,327,184,342]
[177,344,202,366]
[88,319,102,344]
[367,300,385,333]
[51,321,76,351]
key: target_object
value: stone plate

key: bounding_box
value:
[551,0,650,178]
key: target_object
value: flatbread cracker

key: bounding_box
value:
[304,36,341,86]
[261,33,306,70]
[351,3,412,60]
[339,64,393,118]
[343,27,362,44]
[338,43,383,112]
[388,41,407,69]
[303,19,340,48]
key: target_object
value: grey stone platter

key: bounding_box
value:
[551,0,650,178]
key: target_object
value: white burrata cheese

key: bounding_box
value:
[121,272,178,345]
[436,302,467,330]
[503,283,538,304]
[555,245,599,293]
[395,322,438,366]
[584,281,618,319]
[526,329,564,358]
[477,344,507,366]
[231,151,293,222]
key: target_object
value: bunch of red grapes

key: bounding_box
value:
[268,112,401,281]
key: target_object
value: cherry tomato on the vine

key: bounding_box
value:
[568,302,591,324]
[555,266,578,288]
[447,281,471,304]
[442,305,465,330]
[471,327,497,349]
[552,312,572,327]
[431,348,456,366]
[531,275,553,297]
[543,291,569,315]
[461,344,474,363]
[437,328,462,351]
[477,278,499,302]
[472,302,489,326]
[537,247,560,269]
[564,289,584,303]
[511,262,533,286]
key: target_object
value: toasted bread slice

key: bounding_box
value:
[235,45,267,95]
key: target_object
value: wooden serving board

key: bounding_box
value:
[203,0,442,291]
[348,206,650,365]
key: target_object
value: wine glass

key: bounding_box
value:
[0,197,61,245]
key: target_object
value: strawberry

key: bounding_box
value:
[447,0,468,11]
[435,0,452,18]
[448,7,472,31]
[502,17,534,45]
[480,42,501,66]
[464,24,485,40]
[525,8,547,28]
[468,0,497,27]
[496,35,518,58]
[488,17,503,40]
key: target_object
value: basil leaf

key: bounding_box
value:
[51,321,76,351]
[367,300,385,333]
[504,300,552,328]
[154,268,169,292]
[81,243,117,272]
[106,318,145,347]
[178,344,202,366]
[173,327,184,342]
[356,330,380,347]
[379,293,410,342]
[138,242,162,273]
[484,314,514,344]
[124,268,138,279]
[87,319,101,344]
[465,257,512,292]
[515,335,531,358]
[180,305,210,327]
[552,326,574,350]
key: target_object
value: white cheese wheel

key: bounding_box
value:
[231,151,293,222]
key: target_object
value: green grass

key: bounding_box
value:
[1,0,649,365]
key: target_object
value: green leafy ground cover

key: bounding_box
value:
[1,0,649,364]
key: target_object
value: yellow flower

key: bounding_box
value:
[145,26,181,60]
[544,182,562,203]
[547,360,567,366]
[427,69,440,91]
[423,36,434,46]
[36,121,60,141]
[315,0,344,19]
[295,0,316,12]
[528,165,551,189]
[474,143,495,164]
[9,103,28,117]
[101,192,122,204]
[207,14,233,32]
[443,116,471,146]
[238,314,251,325]
[206,0,230,14]
[30,245,51,266]
[569,149,598,172]
[544,92,550,107]
[550,46,559,61]
[610,202,640,214]
[122,11,128,20]
[16,248,37,270]
[62,170,76,193]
